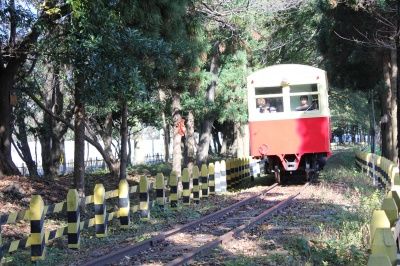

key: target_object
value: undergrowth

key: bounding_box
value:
[282,150,383,266]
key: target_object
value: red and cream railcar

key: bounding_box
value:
[247,64,331,182]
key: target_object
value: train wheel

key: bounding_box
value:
[274,165,281,184]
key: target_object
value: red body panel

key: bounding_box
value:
[249,117,331,157]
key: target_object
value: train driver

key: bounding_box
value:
[296,95,310,111]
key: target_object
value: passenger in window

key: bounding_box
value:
[296,95,310,111]
[256,98,267,113]
[311,95,319,110]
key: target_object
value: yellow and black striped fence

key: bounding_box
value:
[356,152,400,266]
[0,157,264,263]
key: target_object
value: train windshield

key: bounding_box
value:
[289,84,319,112]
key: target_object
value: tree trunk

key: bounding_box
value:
[73,74,85,197]
[13,114,38,176]
[39,62,68,178]
[0,69,20,177]
[119,100,128,180]
[127,128,132,167]
[159,89,170,162]
[369,91,376,153]
[172,91,182,176]
[184,110,196,172]
[196,50,220,165]
[389,49,398,162]
[220,121,235,156]
[381,51,391,159]
[397,2,400,164]
[97,113,119,177]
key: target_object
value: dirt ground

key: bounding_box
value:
[1,150,377,265]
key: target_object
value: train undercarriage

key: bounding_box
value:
[264,153,328,183]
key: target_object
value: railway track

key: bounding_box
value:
[83,183,307,266]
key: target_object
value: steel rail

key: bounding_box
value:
[83,183,279,266]
[166,183,309,266]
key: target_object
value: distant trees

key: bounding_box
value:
[317,0,399,160]
[3,0,394,188]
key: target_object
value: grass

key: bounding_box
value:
[278,150,384,266]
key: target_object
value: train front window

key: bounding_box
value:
[256,97,284,113]
[289,84,318,93]
[290,94,319,112]
[255,86,282,95]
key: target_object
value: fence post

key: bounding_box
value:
[208,163,215,195]
[139,176,150,220]
[156,173,166,207]
[94,184,107,237]
[30,195,45,261]
[244,158,248,179]
[118,179,130,227]
[231,159,237,187]
[67,189,80,249]
[192,166,200,203]
[214,161,221,194]
[226,160,231,190]
[201,164,209,198]
[220,160,227,193]
[182,168,191,206]
[169,172,178,209]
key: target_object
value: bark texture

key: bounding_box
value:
[74,74,85,197]
[119,100,128,180]
[196,49,220,165]
[184,110,196,172]
[172,91,182,176]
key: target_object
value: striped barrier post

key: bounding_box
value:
[220,160,227,192]
[192,166,200,203]
[245,158,251,178]
[94,184,107,237]
[30,195,45,261]
[139,176,150,220]
[370,210,390,246]
[201,164,209,198]
[232,159,240,186]
[214,161,221,194]
[156,173,166,207]
[381,198,398,226]
[182,168,191,205]
[208,163,215,195]
[371,228,396,265]
[67,189,80,249]
[118,179,130,228]
[241,158,245,181]
[367,254,391,266]
[169,172,178,209]
[226,159,232,190]
[232,159,238,187]
[238,158,243,183]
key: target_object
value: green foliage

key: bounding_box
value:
[329,88,370,134]
[128,163,171,177]
[317,0,382,91]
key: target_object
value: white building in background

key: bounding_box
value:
[11,127,169,170]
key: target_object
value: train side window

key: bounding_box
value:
[255,97,284,113]
[290,94,319,112]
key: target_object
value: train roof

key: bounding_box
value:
[248,64,327,87]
